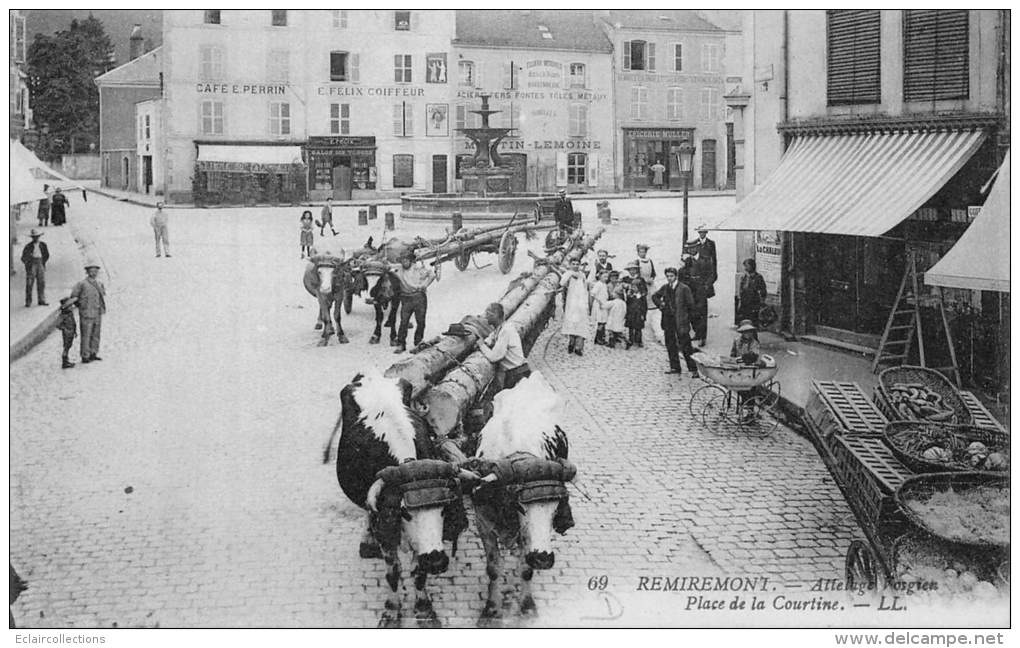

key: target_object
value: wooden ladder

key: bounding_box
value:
[872,255,962,386]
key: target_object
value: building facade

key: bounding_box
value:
[452,11,614,193]
[10,10,31,140]
[726,10,1009,390]
[600,10,730,191]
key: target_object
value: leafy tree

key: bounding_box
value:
[27,14,115,159]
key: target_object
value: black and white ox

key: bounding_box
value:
[303,252,355,346]
[464,372,576,625]
[329,371,474,627]
[347,237,403,345]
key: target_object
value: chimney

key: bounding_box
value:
[129,24,144,60]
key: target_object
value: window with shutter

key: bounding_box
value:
[647,42,656,71]
[667,87,683,121]
[826,10,881,105]
[350,54,359,83]
[623,40,632,70]
[567,153,587,185]
[330,51,349,82]
[673,44,683,72]
[903,10,969,102]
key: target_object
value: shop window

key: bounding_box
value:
[394,54,412,83]
[332,10,348,28]
[200,101,224,135]
[330,103,350,135]
[903,10,969,102]
[568,63,586,88]
[393,154,414,188]
[623,40,655,71]
[700,87,721,120]
[702,43,721,73]
[667,87,684,121]
[269,102,291,136]
[271,10,287,26]
[569,104,587,137]
[268,49,289,83]
[393,102,414,137]
[567,152,587,185]
[200,45,224,80]
[459,60,475,87]
[827,10,881,105]
[204,10,221,25]
[394,11,411,31]
[673,43,683,72]
[630,86,648,120]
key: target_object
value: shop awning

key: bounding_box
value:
[715,129,987,236]
[925,150,1010,293]
[197,144,303,169]
[10,139,84,193]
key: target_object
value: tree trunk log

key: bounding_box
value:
[422,228,605,437]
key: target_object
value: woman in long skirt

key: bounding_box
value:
[560,257,590,356]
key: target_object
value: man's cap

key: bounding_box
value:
[636,243,649,251]
[664,267,678,275]
[557,189,566,195]
[84,260,101,269]
[696,223,709,232]
[29,228,43,237]
[737,319,757,333]
[624,261,640,271]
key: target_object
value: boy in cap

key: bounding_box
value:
[57,296,78,369]
[20,229,49,307]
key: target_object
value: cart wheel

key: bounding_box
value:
[696,385,728,429]
[759,380,782,410]
[846,539,885,599]
[497,230,517,274]
[689,383,723,418]
[737,394,780,437]
[343,291,354,315]
[454,250,471,271]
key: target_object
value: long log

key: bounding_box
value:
[421,228,605,437]
[383,229,587,398]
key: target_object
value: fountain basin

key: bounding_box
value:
[401,193,560,223]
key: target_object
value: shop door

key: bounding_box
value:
[142,156,153,194]
[332,160,353,200]
[432,155,447,193]
[817,235,859,331]
[504,153,528,192]
[701,140,717,190]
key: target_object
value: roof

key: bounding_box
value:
[714,129,988,236]
[455,10,612,52]
[926,150,1010,292]
[95,45,161,86]
[602,10,723,33]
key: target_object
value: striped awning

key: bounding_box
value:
[715,129,988,236]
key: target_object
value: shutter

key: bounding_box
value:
[405,102,414,136]
[455,104,465,131]
[587,154,599,187]
[647,42,656,71]
[826,10,881,105]
[581,105,588,137]
[555,152,568,186]
[475,62,483,88]
[350,53,360,83]
[504,61,513,89]
[393,104,403,136]
[623,41,631,70]
[904,10,969,102]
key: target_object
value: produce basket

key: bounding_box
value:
[883,421,1010,474]
[875,366,972,426]
[895,472,1009,549]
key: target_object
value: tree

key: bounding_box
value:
[27,15,115,159]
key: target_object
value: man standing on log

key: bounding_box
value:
[392,253,436,354]
[476,302,530,391]
[553,189,575,238]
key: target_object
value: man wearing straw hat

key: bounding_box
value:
[20,228,49,307]
[70,261,107,363]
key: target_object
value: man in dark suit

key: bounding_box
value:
[651,267,699,378]
[553,189,575,236]
[20,229,49,307]
[692,224,718,291]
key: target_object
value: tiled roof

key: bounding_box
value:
[603,10,723,32]
[455,10,612,52]
[95,46,161,86]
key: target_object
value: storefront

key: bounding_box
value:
[193,142,306,205]
[305,136,377,200]
[622,128,694,190]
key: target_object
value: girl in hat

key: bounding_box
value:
[730,320,762,367]
[299,210,315,259]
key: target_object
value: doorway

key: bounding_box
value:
[122,156,130,190]
[701,139,717,190]
[332,156,352,200]
[142,155,153,194]
[432,155,448,193]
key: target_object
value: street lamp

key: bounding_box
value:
[677,141,696,248]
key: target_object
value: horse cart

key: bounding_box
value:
[688,353,782,436]
[803,376,1009,602]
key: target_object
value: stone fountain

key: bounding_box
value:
[401,95,558,222]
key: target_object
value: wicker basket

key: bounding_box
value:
[883,421,1010,473]
[875,366,972,426]
[895,472,1010,549]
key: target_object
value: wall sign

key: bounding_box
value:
[755,230,783,296]
[196,83,287,95]
[426,54,448,84]
[426,104,449,137]
[317,86,425,97]
[307,135,376,148]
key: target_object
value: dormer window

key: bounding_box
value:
[394,11,411,31]
[271,10,287,27]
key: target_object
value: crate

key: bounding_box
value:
[829,435,910,535]
[959,391,1008,435]
[811,381,887,437]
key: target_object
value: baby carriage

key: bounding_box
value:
[688,352,782,436]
